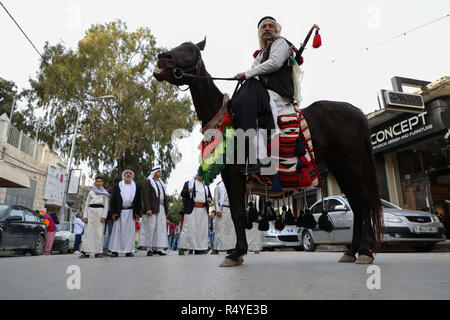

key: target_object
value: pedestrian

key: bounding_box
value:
[178,175,212,255]
[109,169,142,257]
[103,179,119,255]
[167,220,175,251]
[39,210,57,255]
[79,176,110,258]
[139,166,169,256]
[212,181,236,254]
[74,212,85,253]
[209,210,216,253]
[245,195,263,254]
[172,219,181,250]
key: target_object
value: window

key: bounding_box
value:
[311,201,324,214]
[328,199,344,211]
[9,209,24,221]
[24,210,38,222]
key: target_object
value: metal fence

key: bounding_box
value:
[7,125,45,160]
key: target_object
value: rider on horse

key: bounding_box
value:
[234,16,303,174]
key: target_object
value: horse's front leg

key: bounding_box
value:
[220,165,247,267]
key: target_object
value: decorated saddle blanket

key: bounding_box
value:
[248,110,322,199]
[197,97,322,199]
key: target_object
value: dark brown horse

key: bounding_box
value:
[154,39,383,266]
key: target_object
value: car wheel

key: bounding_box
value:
[30,235,45,256]
[60,240,69,254]
[302,231,316,252]
[413,243,436,252]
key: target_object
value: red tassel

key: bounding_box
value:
[312,30,322,48]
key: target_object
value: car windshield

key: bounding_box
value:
[341,196,401,210]
[381,199,401,210]
[56,222,71,231]
[0,205,9,218]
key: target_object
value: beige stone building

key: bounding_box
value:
[0,113,87,221]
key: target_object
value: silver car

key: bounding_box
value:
[300,196,446,252]
[261,221,302,251]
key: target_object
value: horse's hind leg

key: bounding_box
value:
[338,192,361,263]
[356,202,375,264]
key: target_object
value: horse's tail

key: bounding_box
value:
[364,127,384,252]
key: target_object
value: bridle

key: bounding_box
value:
[170,48,239,91]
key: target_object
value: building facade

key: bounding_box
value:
[0,114,88,222]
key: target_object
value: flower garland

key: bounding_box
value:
[198,113,235,185]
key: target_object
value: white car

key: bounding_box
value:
[261,221,302,251]
[52,221,75,254]
[300,196,446,252]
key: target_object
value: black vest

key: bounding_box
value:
[259,38,295,100]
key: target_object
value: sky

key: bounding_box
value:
[1,0,449,195]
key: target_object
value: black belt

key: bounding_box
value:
[222,205,230,208]
[89,204,104,208]
[122,206,133,210]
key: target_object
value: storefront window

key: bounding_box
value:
[397,136,450,214]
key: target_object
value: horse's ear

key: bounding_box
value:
[196,37,206,51]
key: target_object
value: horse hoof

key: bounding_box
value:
[338,254,356,263]
[356,255,374,264]
[219,256,244,267]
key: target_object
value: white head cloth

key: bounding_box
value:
[119,169,136,206]
[147,167,167,195]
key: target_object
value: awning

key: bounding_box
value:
[0,161,31,188]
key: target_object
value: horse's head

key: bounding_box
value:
[153,38,206,85]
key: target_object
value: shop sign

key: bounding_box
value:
[370,111,434,152]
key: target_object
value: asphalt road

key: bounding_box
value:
[1,245,450,300]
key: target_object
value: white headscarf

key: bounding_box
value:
[147,167,167,196]
[119,169,136,207]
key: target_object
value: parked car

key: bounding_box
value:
[0,204,46,255]
[261,220,302,251]
[52,221,75,254]
[300,196,446,252]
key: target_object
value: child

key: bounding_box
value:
[39,210,57,255]
[80,176,110,258]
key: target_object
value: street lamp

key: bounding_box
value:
[60,95,114,221]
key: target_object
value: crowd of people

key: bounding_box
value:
[63,168,264,259]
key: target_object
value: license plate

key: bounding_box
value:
[414,226,437,234]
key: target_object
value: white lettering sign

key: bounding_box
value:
[371,112,431,150]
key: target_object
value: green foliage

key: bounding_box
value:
[167,193,183,224]
[0,77,17,118]
[25,20,195,183]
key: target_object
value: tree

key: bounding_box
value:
[0,77,17,118]
[167,194,183,224]
[26,20,195,183]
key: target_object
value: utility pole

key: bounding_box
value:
[60,95,114,221]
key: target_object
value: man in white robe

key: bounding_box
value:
[179,175,212,255]
[109,169,142,257]
[80,176,109,258]
[212,181,236,254]
[139,167,169,256]
[245,195,263,253]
